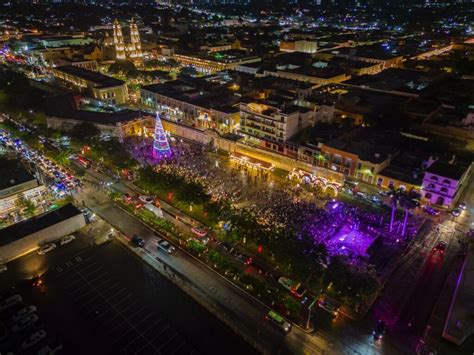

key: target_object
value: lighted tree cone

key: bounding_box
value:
[152,112,172,160]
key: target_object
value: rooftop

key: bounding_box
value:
[0,203,82,247]
[54,65,125,89]
[426,162,468,180]
[46,95,145,125]
[0,158,36,192]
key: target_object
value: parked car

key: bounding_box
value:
[131,235,145,248]
[191,226,208,237]
[451,208,462,217]
[12,314,38,332]
[458,202,467,210]
[422,205,440,216]
[139,195,154,204]
[37,243,56,255]
[21,329,47,350]
[378,190,392,197]
[235,253,253,266]
[0,294,22,312]
[12,305,37,323]
[37,340,63,355]
[59,235,75,246]
[0,264,6,273]
[0,321,7,342]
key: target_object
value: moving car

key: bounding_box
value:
[37,243,56,255]
[59,235,75,245]
[0,294,22,311]
[31,276,43,288]
[451,208,461,217]
[21,329,47,350]
[317,299,339,317]
[458,202,467,210]
[373,320,386,340]
[11,305,37,323]
[12,314,38,332]
[266,311,291,333]
[433,241,447,255]
[156,238,175,254]
[131,235,145,248]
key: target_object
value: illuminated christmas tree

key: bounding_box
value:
[153,111,172,160]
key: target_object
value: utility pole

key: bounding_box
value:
[306,298,317,330]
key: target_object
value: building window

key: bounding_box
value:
[425,192,432,199]
[377,177,383,186]
[388,180,395,189]
[443,179,450,186]
[357,163,362,170]
[440,187,448,193]
[431,176,438,181]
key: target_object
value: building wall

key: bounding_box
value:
[0,185,48,216]
[52,68,128,105]
[0,213,86,262]
[375,174,420,192]
[263,69,350,86]
[421,164,472,208]
[319,145,358,176]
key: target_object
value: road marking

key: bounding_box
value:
[108,293,132,309]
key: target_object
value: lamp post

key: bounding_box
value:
[306,298,317,330]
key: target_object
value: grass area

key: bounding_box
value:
[134,178,216,228]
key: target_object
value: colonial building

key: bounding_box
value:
[112,18,143,61]
[52,65,128,105]
[421,161,472,208]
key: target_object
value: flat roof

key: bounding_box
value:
[0,158,35,191]
[46,95,144,124]
[0,204,82,247]
[426,162,468,180]
[54,65,125,88]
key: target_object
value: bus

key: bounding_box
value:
[266,311,291,333]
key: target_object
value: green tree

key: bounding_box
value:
[70,121,100,139]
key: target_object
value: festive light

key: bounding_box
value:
[152,111,172,160]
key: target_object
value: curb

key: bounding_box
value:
[100,201,314,334]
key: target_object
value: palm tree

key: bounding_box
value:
[399,190,421,237]
[389,190,399,233]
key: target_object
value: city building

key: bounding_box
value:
[141,79,240,133]
[52,65,128,105]
[45,95,154,141]
[112,18,143,61]
[173,50,261,74]
[240,99,314,153]
[421,161,472,208]
[0,158,48,217]
[280,40,318,54]
[0,203,85,262]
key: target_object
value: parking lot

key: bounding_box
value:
[51,251,195,354]
[0,232,256,355]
